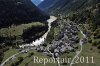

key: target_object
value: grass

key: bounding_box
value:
[2,20,100,66]
[73,43,100,66]
[3,50,33,66]
[3,34,99,66]
[2,48,18,63]
[73,25,100,66]
[27,50,58,66]
[0,22,45,37]
[3,49,58,66]
[59,52,76,66]
[78,31,84,39]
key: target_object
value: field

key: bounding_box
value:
[2,48,18,63]
[0,22,45,37]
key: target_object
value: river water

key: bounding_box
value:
[1,16,57,66]
[19,16,57,48]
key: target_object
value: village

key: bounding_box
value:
[18,16,87,59]
[0,16,88,66]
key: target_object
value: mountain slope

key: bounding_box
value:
[38,0,58,11]
[0,0,50,28]
[38,0,99,14]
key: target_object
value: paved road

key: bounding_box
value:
[47,46,60,66]
[0,51,22,66]
[0,50,30,66]
[1,16,57,66]
[70,30,86,66]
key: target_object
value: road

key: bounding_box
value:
[70,30,86,66]
[1,16,57,66]
[47,46,60,66]
[0,51,24,66]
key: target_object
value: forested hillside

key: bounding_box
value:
[39,0,99,14]
[0,0,50,28]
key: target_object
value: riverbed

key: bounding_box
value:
[19,16,57,48]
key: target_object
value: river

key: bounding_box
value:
[19,16,57,48]
[0,16,57,66]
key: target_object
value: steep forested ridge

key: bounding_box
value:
[39,0,99,14]
[0,0,50,63]
[0,0,50,28]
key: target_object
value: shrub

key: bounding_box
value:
[88,39,92,43]
[97,44,100,49]
[92,41,98,46]
[18,57,23,63]
[28,52,34,57]
[11,63,15,66]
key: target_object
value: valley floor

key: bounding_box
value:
[0,15,100,66]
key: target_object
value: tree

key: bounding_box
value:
[28,52,34,57]
[88,39,92,43]
[0,49,4,64]
[18,57,23,63]
[97,44,100,49]
[92,41,98,46]
[11,63,15,66]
